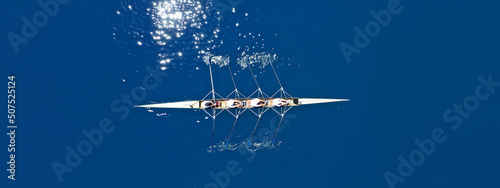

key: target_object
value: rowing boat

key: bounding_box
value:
[135,98,349,109]
[136,57,348,151]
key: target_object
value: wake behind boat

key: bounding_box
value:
[136,57,349,151]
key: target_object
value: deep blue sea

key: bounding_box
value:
[1,0,500,187]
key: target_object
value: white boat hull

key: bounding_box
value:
[135,101,198,109]
[298,98,350,105]
[135,98,348,109]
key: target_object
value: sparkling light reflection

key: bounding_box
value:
[114,0,283,74]
[149,0,223,69]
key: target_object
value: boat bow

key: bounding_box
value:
[134,101,197,109]
[298,98,350,105]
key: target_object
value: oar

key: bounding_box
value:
[271,114,285,146]
[208,57,216,152]
[247,115,261,147]
[211,111,215,152]
[225,115,239,148]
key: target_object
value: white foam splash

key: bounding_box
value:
[206,136,280,153]
[202,54,229,67]
[238,52,277,69]
[202,52,277,70]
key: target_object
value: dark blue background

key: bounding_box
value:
[1,0,499,187]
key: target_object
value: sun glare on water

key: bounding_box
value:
[114,0,284,74]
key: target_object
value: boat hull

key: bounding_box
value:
[135,98,349,109]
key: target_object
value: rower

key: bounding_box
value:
[201,100,215,109]
[251,98,266,108]
[226,99,242,108]
[272,98,288,107]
